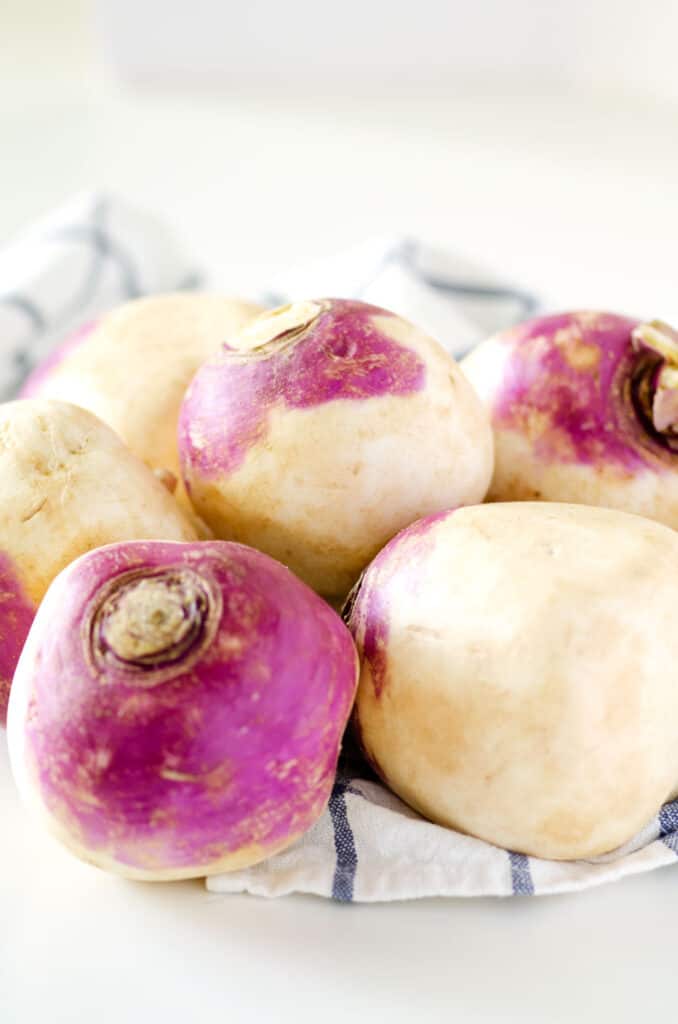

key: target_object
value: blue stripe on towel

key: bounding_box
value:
[51,197,142,301]
[398,239,539,321]
[508,851,534,895]
[2,294,46,332]
[329,779,358,902]
[412,271,539,321]
[659,801,678,855]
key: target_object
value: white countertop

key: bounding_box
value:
[2,8,678,1022]
[2,739,676,1024]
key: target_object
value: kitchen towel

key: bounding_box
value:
[0,192,534,396]
[209,765,678,901]
[4,191,678,901]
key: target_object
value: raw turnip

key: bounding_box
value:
[461,311,678,526]
[21,293,263,509]
[345,502,678,860]
[178,298,493,599]
[0,399,197,722]
[8,539,358,880]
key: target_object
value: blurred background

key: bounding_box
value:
[2,0,677,319]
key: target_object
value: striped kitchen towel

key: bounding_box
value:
[207,765,678,901]
[0,192,533,397]
[7,191,677,900]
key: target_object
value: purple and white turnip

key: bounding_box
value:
[0,399,197,722]
[461,312,678,526]
[8,539,358,879]
[21,293,263,508]
[179,298,494,599]
[345,501,678,860]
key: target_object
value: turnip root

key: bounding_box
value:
[8,539,358,880]
[345,502,678,860]
[0,399,197,722]
[461,312,678,527]
[21,293,263,508]
[179,298,493,599]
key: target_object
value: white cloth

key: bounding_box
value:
[4,191,677,900]
[208,771,678,901]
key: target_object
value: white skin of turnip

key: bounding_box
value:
[21,293,263,511]
[179,299,494,599]
[0,400,197,719]
[346,502,678,860]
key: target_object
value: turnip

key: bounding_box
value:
[461,311,678,526]
[0,399,197,722]
[21,293,263,508]
[178,298,493,599]
[8,539,358,880]
[345,502,678,860]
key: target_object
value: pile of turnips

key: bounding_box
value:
[4,293,678,880]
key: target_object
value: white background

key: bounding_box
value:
[2,0,678,322]
[2,3,678,1021]
[98,0,678,103]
